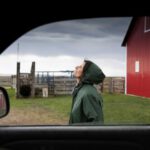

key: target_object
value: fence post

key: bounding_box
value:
[122,78,125,94]
[31,62,35,98]
[16,62,20,98]
[109,77,114,94]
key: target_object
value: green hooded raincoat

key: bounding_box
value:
[69,61,105,125]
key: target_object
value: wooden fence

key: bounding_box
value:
[34,76,76,96]
[0,76,12,88]
[0,76,125,95]
[45,76,125,95]
[102,77,125,94]
[52,77,76,95]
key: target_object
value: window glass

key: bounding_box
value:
[135,61,140,72]
[1,17,150,126]
[145,16,150,32]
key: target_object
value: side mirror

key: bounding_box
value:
[0,87,10,118]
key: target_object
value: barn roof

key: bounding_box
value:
[121,17,137,46]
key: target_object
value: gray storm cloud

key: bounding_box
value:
[0,17,132,76]
[3,17,132,60]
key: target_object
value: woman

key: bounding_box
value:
[69,60,105,125]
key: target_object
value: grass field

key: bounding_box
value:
[0,88,150,125]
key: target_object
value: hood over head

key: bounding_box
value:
[81,60,105,84]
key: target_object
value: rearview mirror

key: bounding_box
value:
[0,87,10,118]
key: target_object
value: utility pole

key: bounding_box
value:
[17,40,20,62]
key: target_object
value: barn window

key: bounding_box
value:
[144,16,150,32]
[135,61,140,72]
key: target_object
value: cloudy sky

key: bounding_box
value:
[0,17,132,76]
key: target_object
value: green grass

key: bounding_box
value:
[102,93,150,124]
[2,88,150,125]
[7,88,71,115]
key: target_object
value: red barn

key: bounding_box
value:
[122,16,150,98]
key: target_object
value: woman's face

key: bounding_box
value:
[73,61,85,79]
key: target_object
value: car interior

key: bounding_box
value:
[0,7,150,150]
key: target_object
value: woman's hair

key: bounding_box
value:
[83,59,92,73]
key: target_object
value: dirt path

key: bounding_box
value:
[0,108,69,125]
